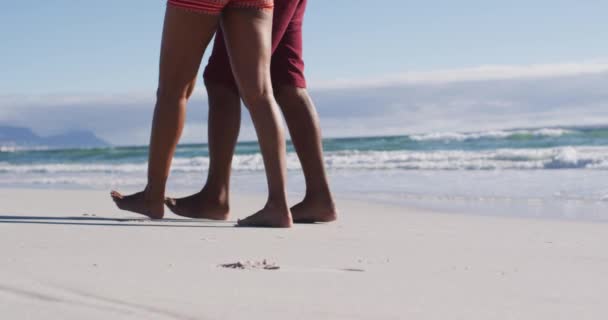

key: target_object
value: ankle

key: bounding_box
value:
[201,186,229,207]
[304,190,335,206]
[266,196,290,211]
[144,184,165,200]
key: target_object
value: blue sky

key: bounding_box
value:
[2,0,607,94]
[1,1,608,144]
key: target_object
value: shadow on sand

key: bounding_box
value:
[0,215,236,228]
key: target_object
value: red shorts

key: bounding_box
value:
[167,0,274,15]
[203,0,308,90]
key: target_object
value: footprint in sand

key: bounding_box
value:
[219,260,280,270]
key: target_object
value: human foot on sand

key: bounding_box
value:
[237,203,293,228]
[291,197,337,223]
[165,190,229,220]
[110,190,164,219]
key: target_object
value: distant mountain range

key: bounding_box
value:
[0,125,110,149]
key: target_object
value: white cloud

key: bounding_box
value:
[1,61,608,145]
[313,61,608,89]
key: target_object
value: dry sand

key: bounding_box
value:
[0,188,607,319]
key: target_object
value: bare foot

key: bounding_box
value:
[110,190,164,219]
[291,197,337,224]
[165,190,229,220]
[237,203,293,228]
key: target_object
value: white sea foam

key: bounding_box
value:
[0,145,51,152]
[1,146,608,176]
[409,128,574,142]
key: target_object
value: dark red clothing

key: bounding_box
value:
[203,0,308,90]
[168,0,274,15]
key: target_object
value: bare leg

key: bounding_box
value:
[221,8,292,228]
[275,86,337,223]
[165,82,241,219]
[166,84,337,222]
[111,6,219,219]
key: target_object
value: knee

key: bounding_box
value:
[273,85,312,112]
[274,85,307,103]
[205,81,241,111]
[156,82,195,105]
[240,84,275,111]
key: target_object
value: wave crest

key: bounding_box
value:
[1,146,608,174]
[409,128,574,142]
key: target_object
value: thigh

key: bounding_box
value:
[158,4,220,96]
[202,26,240,92]
[219,8,274,98]
[203,0,300,93]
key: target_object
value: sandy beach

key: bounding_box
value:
[0,188,607,319]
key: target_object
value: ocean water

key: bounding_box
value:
[2,126,608,221]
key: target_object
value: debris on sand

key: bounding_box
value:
[219,259,280,270]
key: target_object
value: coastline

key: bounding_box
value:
[1,188,607,319]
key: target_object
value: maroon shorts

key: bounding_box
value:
[203,0,307,91]
[168,0,274,15]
